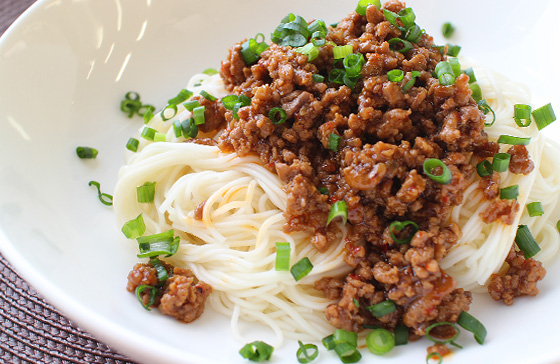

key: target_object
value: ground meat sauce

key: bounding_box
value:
[212,0,544,338]
[127,261,212,323]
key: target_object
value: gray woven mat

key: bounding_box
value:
[0,1,137,363]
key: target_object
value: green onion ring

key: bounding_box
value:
[423,158,452,184]
[389,220,419,244]
[425,322,460,344]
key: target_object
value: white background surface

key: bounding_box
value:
[0,0,559,363]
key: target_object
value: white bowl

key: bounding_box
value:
[1,0,559,363]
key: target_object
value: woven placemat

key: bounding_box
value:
[0,1,137,363]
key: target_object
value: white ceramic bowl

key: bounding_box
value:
[1,0,559,363]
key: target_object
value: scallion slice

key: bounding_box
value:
[181,118,198,139]
[532,103,556,130]
[135,285,158,311]
[334,342,361,363]
[333,329,358,347]
[239,341,274,362]
[202,68,218,75]
[137,181,156,203]
[137,230,179,258]
[121,92,142,118]
[343,53,365,78]
[492,153,511,172]
[143,106,155,124]
[126,137,140,152]
[387,69,404,82]
[150,257,169,282]
[478,99,496,126]
[446,43,461,57]
[497,134,531,146]
[322,335,336,350]
[470,83,482,102]
[356,0,381,15]
[312,74,325,83]
[192,105,206,125]
[269,107,287,124]
[290,257,313,281]
[448,57,461,77]
[141,127,157,141]
[154,132,166,142]
[327,200,347,226]
[513,104,532,127]
[476,160,493,177]
[442,22,455,38]
[427,352,443,364]
[527,201,544,217]
[500,185,519,200]
[295,43,319,62]
[388,37,413,53]
[402,70,421,92]
[423,158,452,184]
[76,146,98,159]
[296,341,318,364]
[333,45,353,59]
[122,213,146,239]
[515,225,541,258]
[328,133,341,152]
[168,89,193,105]
[457,311,487,345]
[366,328,395,355]
[389,220,418,244]
[88,181,113,206]
[398,7,416,28]
[463,67,477,83]
[275,242,291,271]
[367,300,396,318]
[160,104,178,121]
[183,100,200,111]
[394,325,409,346]
[199,90,216,102]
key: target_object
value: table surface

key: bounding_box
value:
[0,1,137,363]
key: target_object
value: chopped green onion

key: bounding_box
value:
[126,137,140,152]
[334,342,361,363]
[172,120,182,138]
[366,328,395,355]
[271,14,309,47]
[192,105,206,125]
[137,181,156,203]
[76,146,98,159]
[513,104,532,127]
[434,61,455,86]
[137,230,179,258]
[446,44,461,57]
[318,187,329,195]
[296,341,318,363]
[497,134,531,146]
[398,7,416,28]
[492,153,511,172]
[389,220,418,244]
[383,9,404,31]
[202,68,218,75]
[527,201,544,217]
[327,200,347,226]
[343,53,365,78]
[404,23,423,43]
[141,127,157,141]
[457,311,486,345]
[439,73,455,86]
[333,45,353,59]
[322,335,336,350]
[402,70,421,92]
[135,285,158,311]
[328,133,341,152]
[333,329,358,347]
[168,89,193,105]
[122,213,146,239]
[160,104,178,121]
[426,352,443,364]
[515,225,541,258]
[463,67,477,83]
[394,325,409,346]
[275,242,291,271]
[142,105,155,124]
[353,298,360,308]
[154,132,166,142]
[120,92,144,118]
[88,181,113,206]
[448,57,461,77]
[356,0,381,15]
[309,19,327,37]
[295,43,319,62]
[367,300,396,318]
[239,341,274,362]
[199,90,216,102]
[181,118,198,139]
[387,69,404,82]
[442,22,455,38]
[290,257,313,281]
[425,322,460,344]
[150,257,169,282]
[388,37,413,53]
[269,107,287,124]
[241,36,269,65]
[423,158,452,184]
[328,68,345,84]
[500,185,519,200]
[476,160,493,177]
[478,99,496,126]
[532,103,556,130]
[183,100,200,111]
[313,74,325,83]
